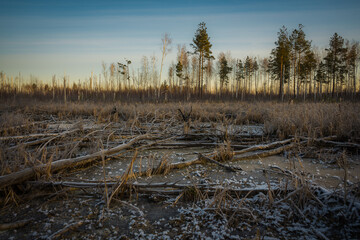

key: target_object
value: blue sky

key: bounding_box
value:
[0,0,359,83]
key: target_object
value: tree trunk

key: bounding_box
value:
[293,53,297,98]
[63,75,67,104]
[0,134,150,189]
[280,56,284,101]
[198,52,202,97]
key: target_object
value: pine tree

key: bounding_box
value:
[315,61,328,98]
[324,33,347,97]
[191,22,214,98]
[290,24,311,98]
[269,26,291,100]
[235,59,245,99]
[253,59,259,96]
[218,52,233,94]
[300,50,316,100]
[245,56,253,95]
[176,61,183,79]
[346,41,359,96]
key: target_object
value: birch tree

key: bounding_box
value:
[159,33,172,88]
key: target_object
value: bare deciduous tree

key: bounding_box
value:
[159,33,172,89]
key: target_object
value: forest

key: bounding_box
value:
[1,23,359,103]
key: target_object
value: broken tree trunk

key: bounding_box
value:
[0,134,150,189]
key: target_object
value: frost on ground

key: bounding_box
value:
[132,185,360,240]
[1,177,359,240]
[0,106,359,239]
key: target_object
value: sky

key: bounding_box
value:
[0,0,359,83]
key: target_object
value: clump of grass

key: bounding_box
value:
[214,140,234,162]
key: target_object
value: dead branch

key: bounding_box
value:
[155,142,249,150]
[48,221,84,240]
[8,129,80,150]
[312,139,360,149]
[177,106,192,122]
[0,133,59,141]
[198,153,243,172]
[0,134,150,189]
[0,120,50,133]
[274,187,305,205]
[176,133,264,141]
[0,218,33,231]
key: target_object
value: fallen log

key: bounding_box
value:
[27,180,214,189]
[0,134,150,189]
[233,141,306,161]
[233,138,294,155]
[26,180,292,197]
[176,133,264,141]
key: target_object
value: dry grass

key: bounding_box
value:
[4,101,356,139]
[214,140,234,162]
[264,102,360,139]
[0,101,358,176]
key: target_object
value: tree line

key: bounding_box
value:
[1,22,359,103]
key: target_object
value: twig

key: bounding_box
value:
[48,221,84,240]
[274,187,304,205]
[112,198,144,216]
